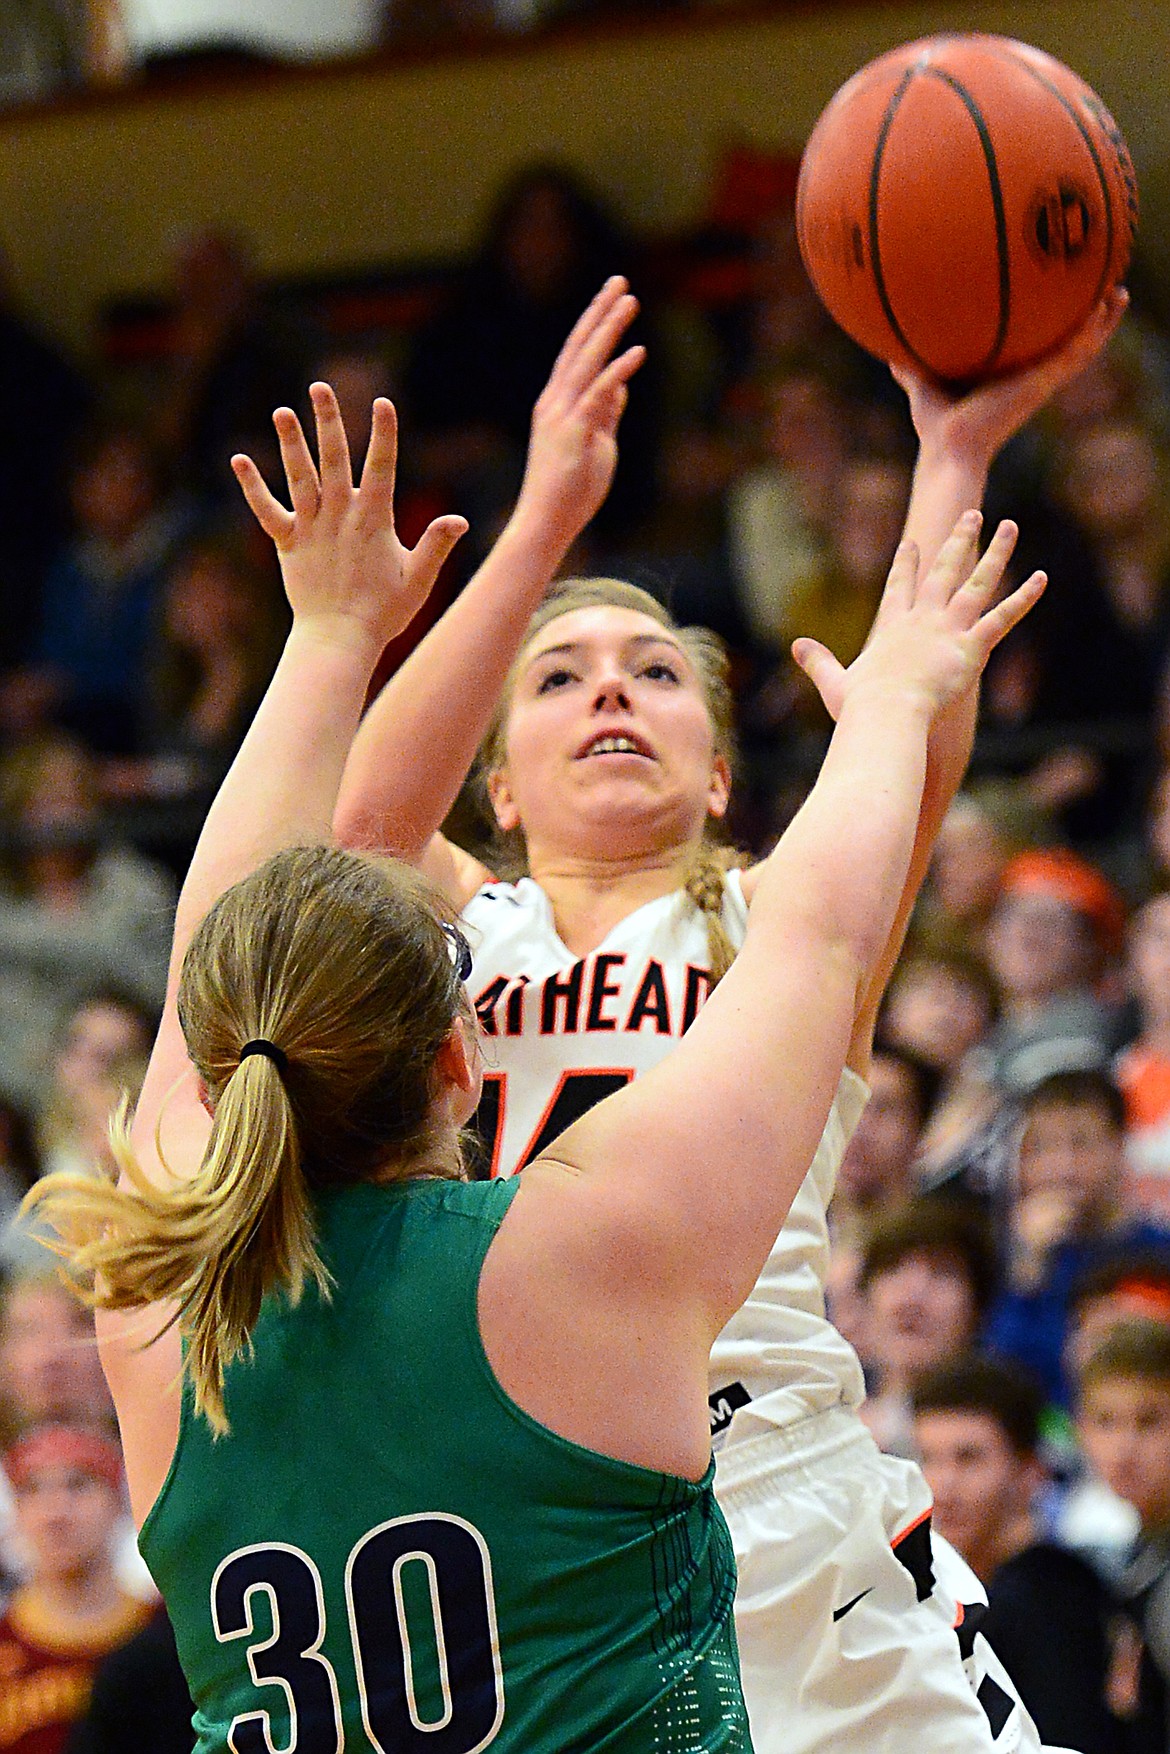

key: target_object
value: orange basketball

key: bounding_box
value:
[796,35,1138,382]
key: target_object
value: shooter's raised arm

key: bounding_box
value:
[324,277,644,881]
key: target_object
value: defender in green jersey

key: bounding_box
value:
[143,1176,745,1752]
[29,283,1045,1752]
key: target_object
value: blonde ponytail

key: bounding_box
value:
[25,846,472,1434]
[30,1058,324,1434]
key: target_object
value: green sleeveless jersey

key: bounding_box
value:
[140,1176,751,1753]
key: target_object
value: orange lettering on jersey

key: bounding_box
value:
[626,960,672,1035]
[586,954,626,1032]
[540,962,584,1034]
[474,976,508,1037]
[505,975,528,1036]
[683,964,713,1033]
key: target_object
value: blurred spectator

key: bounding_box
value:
[0,1,89,105]
[1139,765,1170,897]
[0,736,173,1110]
[980,849,1125,1096]
[0,1273,114,1581]
[885,950,999,1082]
[1118,891,1170,1221]
[1066,1256,1170,1394]
[833,1043,937,1232]
[743,450,912,739]
[35,989,154,1183]
[884,948,1002,1204]
[715,211,844,404]
[723,365,841,661]
[979,416,1170,844]
[154,229,316,504]
[312,344,393,474]
[403,163,659,552]
[823,1234,871,1373]
[0,1273,113,1451]
[988,1070,1170,1406]
[821,453,910,647]
[100,533,286,819]
[67,1609,195,1754]
[1057,421,1170,676]
[0,257,90,672]
[914,1356,1124,1753]
[917,780,1049,957]
[857,1199,997,1456]
[1,420,188,755]
[1077,1321,1170,1749]
[0,1425,151,1754]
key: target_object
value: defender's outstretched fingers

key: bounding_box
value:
[579,345,645,428]
[557,293,639,407]
[272,407,321,520]
[880,539,921,619]
[357,397,399,522]
[310,383,355,516]
[552,277,629,377]
[949,519,1020,619]
[918,510,982,606]
[231,454,295,547]
[403,514,469,598]
[971,569,1047,656]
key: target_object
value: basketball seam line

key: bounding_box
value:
[922,65,1012,378]
[868,67,933,376]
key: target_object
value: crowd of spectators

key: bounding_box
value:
[3,148,1170,1746]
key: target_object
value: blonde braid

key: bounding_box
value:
[682,841,745,988]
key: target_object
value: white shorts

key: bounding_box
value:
[714,1405,1052,1754]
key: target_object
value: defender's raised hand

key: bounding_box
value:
[232,385,467,649]
[794,512,1045,722]
[511,275,645,562]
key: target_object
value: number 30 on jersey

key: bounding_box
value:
[211,1512,504,1752]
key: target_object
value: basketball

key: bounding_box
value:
[796,35,1138,382]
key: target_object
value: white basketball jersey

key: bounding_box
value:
[462,875,866,1439]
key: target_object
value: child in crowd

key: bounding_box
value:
[857,1199,997,1456]
[0,1273,113,1448]
[1077,1320,1170,1750]
[883,948,1002,1203]
[918,780,1049,955]
[980,850,1125,1097]
[0,1425,152,1754]
[885,948,999,1081]
[832,1043,938,1231]
[914,1356,1123,1754]
[34,989,154,1183]
[0,1273,150,1604]
[1053,1260,1170,1569]
[987,1070,1170,1405]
